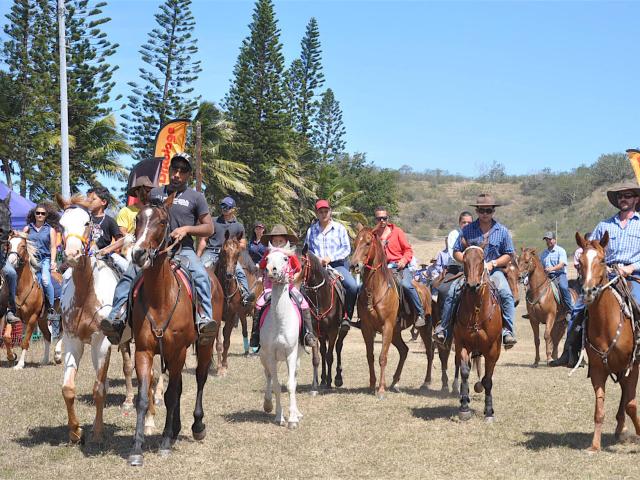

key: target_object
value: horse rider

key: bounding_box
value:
[116,176,154,236]
[197,196,255,306]
[248,221,266,264]
[434,194,517,348]
[249,224,317,349]
[551,182,640,367]
[2,232,19,326]
[304,199,359,330]
[373,206,426,327]
[86,186,127,272]
[100,152,218,346]
[540,231,575,319]
[22,204,61,335]
[573,231,592,287]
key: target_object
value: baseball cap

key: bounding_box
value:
[220,196,236,208]
[542,231,556,240]
[315,199,330,211]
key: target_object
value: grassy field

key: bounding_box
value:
[2,298,640,479]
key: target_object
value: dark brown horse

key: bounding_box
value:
[300,244,347,392]
[577,231,640,452]
[351,227,431,399]
[126,194,222,466]
[518,247,577,366]
[213,230,262,376]
[454,240,503,421]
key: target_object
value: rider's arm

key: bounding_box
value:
[22,226,28,234]
[331,224,351,262]
[50,227,58,270]
[196,237,206,256]
[191,213,214,238]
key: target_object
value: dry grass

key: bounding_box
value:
[2,297,640,479]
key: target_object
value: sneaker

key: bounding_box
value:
[503,332,517,349]
[414,315,426,328]
[197,318,218,346]
[5,311,20,325]
[304,332,317,347]
[433,325,446,344]
[100,318,125,345]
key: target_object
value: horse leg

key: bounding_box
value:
[362,326,377,394]
[15,313,37,369]
[54,336,63,364]
[260,354,273,414]
[152,355,165,407]
[219,318,234,377]
[377,321,393,399]
[128,350,153,466]
[544,313,555,365]
[310,342,320,396]
[587,369,607,452]
[483,355,497,421]
[214,322,223,375]
[389,326,409,393]
[623,364,640,438]
[62,334,85,444]
[440,346,451,393]
[271,359,284,426]
[529,318,540,367]
[3,323,15,362]
[121,341,135,411]
[240,313,250,355]
[193,342,214,440]
[418,325,434,390]
[452,352,460,396]
[319,338,328,386]
[159,358,185,456]
[286,348,301,429]
[144,366,157,435]
[335,328,347,388]
[458,346,472,421]
[90,334,111,443]
[326,331,336,389]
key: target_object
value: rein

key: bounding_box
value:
[301,254,338,327]
[360,241,394,312]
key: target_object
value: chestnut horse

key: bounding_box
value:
[518,247,577,366]
[454,241,503,421]
[7,232,63,369]
[576,231,640,452]
[126,194,221,466]
[351,227,431,398]
[213,231,262,376]
[300,244,347,392]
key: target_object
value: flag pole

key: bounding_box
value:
[195,121,203,192]
[57,0,70,199]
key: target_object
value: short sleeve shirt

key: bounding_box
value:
[205,215,245,251]
[91,214,122,250]
[116,205,140,234]
[453,219,514,262]
[539,245,568,277]
[149,186,210,251]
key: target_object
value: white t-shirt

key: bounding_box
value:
[446,228,462,266]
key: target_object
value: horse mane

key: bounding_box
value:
[149,197,165,208]
[69,194,92,210]
[364,227,394,283]
[12,232,40,276]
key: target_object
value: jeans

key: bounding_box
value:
[1,253,17,312]
[390,264,424,317]
[551,273,575,312]
[201,249,249,297]
[331,260,359,319]
[110,252,129,272]
[40,258,55,308]
[107,248,213,324]
[437,276,464,338]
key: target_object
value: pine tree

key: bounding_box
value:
[124,0,202,159]
[312,88,346,163]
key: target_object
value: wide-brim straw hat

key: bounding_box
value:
[261,224,299,246]
[469,193,502,208]
[606,181,640,209]
[127,176,154,198]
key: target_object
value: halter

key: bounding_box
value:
[61,205,94,256]
[362,236,383,272]
[518,254,553,306]
[301,252,339,327]
[138,203,176,265]
[462,245,489,288]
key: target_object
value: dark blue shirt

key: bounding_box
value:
[248,238,266,264]
[27,222,52,261]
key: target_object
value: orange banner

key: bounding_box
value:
[154,119,190,186]
[626,149,640,186]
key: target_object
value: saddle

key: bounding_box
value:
[257,289,306,345]
[391,270,419,328]
[326,266,346,308]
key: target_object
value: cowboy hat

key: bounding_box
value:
[606,181,640,209]
[469,193,502,208]
[126,176,154,198]
[261,224,299,246]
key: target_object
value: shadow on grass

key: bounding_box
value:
[223,409,273,424]
[411,405,460,421]
[402,386,457,399]
[519,431,618,451]
[78,393,127,407]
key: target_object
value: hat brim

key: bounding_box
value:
[606,187,640,209]
[469,203,501,208]
[261,233,299,246]
[127,185,153,198]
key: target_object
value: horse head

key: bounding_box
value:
[8,231,38,271]
[265,247,294,285]
[131,192,175,269]
[505,257,520,307]
[351,227,379,274]
[577,231,608,304]
[220,229,242,280]
[517,247,537,281]
[57,193,93,266]
[461,236,487,292]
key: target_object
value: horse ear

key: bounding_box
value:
[164,191,176,209]
[356,222,364,233]
[575,231,586,248]
[600,230,609,249]
[531,248,537,255]
[3,191,11,207]
[237,230,243,241]
[55,193,69,210]
[302,243,308,255]
[224,229,230,241]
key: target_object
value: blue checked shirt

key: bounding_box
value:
[540,245,568,277]
[304,220,351,263]
[453,219,514,262]
[591,212,640,270]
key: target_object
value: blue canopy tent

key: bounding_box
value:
[0,182,36,230]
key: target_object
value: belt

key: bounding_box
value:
[209,247,221,254]
[446,265,461,274]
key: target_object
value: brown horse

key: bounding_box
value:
[300,244,348,392]
[454,241,503,421]
[351,227,431,399]
[213,230,262,376]
[518,247,578,366]
[7,232,62,369]
[126,194,222,466]
[576,231,640,452]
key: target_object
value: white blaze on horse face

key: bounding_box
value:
[60,208,91,260]
[8,236,22,267]
[133,208,153,250]
[266,251,290,283]
[583,248,599,287]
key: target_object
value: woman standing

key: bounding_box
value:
[248,221,266,265]
[23,204,60,336]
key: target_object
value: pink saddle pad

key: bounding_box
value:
[259,303,302,332]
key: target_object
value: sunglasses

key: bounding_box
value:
[35,211,47,216]
[618,192,637,199]
[476,208,495,214]
[375,216,388,222]
[220,205,233,211]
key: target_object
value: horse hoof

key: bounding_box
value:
[69,428,84,445]
[121,401,134,412]
[473,382,484,393]
[585,446,599,455]
[128,454,144,467]
[13,363,24,370]
[193,426,206,441]
[485,416,496,424]
[7,353,16,363]
[276,418,286,427]
[459,410,472,421]
[54,354,62,365]
[144,426,155,436]
[310,390,318,397]
[532,363,539,368]
[263,399,273,413]
[377,392,385,400]
[390,384,401,393]
[288,421,298,430]
[334,378,343,388]
[158,448,171,458]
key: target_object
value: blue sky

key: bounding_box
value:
[2,0,639,177]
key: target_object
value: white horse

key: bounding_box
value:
[260,247,303,429]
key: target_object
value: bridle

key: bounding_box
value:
[218,243,241,303]
[137,203,176,266]
[60,205,94,256]
[518,252,552,305]
[462,245,489,290]
[301,252,338,325]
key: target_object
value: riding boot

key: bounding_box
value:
[302,309,317,347]
[196,313,218,346]
[249,309,261,349]
[242,291,256,307]
[5,311,20,324]
[549,311,584,367]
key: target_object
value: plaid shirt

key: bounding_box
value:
[304,220,351,263]
[453,219,514,262]
[540,245,568,276]
[591,212,640,270]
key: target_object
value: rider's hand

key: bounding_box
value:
[619,264,635,278]
[170,226,190,242]
[397,259,407,269]
[50,264,57,272]
[321,257,331,267]
[544,266,553,274]
[485,261,494,272]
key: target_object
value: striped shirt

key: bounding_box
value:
[591,212,640,270]
[540,245,568,276]
[453,219,514,262]
[304,220,351,263]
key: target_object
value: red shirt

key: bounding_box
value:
[376,223,413,264]
[259,251,301,273]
